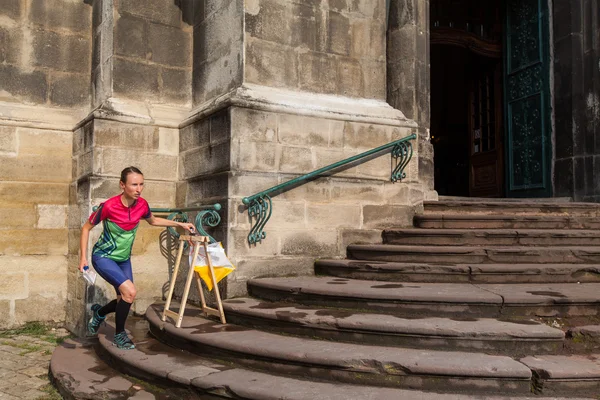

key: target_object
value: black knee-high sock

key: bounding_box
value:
[115,300,132,334]
[98,299,118,317]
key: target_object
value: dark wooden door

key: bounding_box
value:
[504,0,552,197]
[469,62,503,197]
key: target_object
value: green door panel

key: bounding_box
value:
[505,0,552,197]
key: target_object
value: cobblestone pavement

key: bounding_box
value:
[0,323,70,400]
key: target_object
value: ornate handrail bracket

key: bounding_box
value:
[152,204,222,243]
[391,140,414,182]
[242,134,416,245]
[246,195,272,245]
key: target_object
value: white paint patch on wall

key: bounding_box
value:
[245,0,260,16]
[586,92,600,124]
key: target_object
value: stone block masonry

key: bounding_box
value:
[0,0,92,108]
[0,0,435,332]
[180,87,422,297]
[0,126,72,328]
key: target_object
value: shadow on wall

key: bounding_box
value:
[174,0,195,26]
[83,284,109,335]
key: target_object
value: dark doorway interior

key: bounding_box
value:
[431,45,471,197]
[430,0,504,197]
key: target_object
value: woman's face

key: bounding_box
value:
[120,173,144,200]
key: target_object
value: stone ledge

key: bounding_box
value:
[0,101,85,131]
[74,97,190,130]
[182,83,419,129]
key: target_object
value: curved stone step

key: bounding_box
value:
[415,215,600,229]
[383,229,600,247]
[424,201,600,217]
[248,276,600,318]
[315,259,600,283]
[520,354,600,396]
[222,297,564,354]
[145,304,533,395]
[70,320,580,400]
[347,244,600,264]
[49,337,198,399]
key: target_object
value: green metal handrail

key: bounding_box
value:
[242,133,416,245]
[92,203,222,243]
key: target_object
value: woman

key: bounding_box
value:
[79,166,196,349]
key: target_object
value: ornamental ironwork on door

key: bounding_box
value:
[505,0,552,197]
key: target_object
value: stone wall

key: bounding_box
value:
[0,0,91,108]
[0,0,91,328]
[244,0,387,99]
[175,0,425,299]
[193,0,244,105]
[387,0,435,196]
[224,104,421,296]
[0,126,72,328]
[553,0,600,201]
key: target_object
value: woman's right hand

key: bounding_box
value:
[79,260,87,272]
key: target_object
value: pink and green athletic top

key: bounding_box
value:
[89,194,152,262]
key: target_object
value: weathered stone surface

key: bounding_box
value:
[113,58,160,99]
[363,204,414,228]
[237,141,279,171]
[0,26,22,65]
[231,108,277,142]
[192,0,243,104]
[28,269,67,297]
[306,204,361,228]
[161,67,192,104]
[280,230,339,257]
[0,229,67,256]
[0,153,71,183]
[331,180,385,203]
[114,14,146,58]
[363,60,386,99]
[148,23,191,67]
[337,58,363,97]
[298,51,338,94]
[119,0,183,27]
[231,257,315,282]
[179,141,230,179]
[0,273,26,300]
[521,354,600,379]
[245,0,288,44]
[32,30,90,73]
[279,145,312,173]
[36,204,67,229]
[50,72,89,106]
[94,120,159,151]
[17,128,72,156]
[328,11,351,56]
[158,128,179,155]
[29,0,92,33]
[14,295,65,324]
[1,0,21,20]
[343,121,392,150]
[0,126,17,154]
[278,114,329,146]
[246,38,298,88]
[570,325,600,337]
[0,205,36,228]
[0,182,69,205]
[99,148,179,181]
[0,64,47,104]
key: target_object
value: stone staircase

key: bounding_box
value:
[51,199,600,399]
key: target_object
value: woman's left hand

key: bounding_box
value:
[180,222,196,234]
